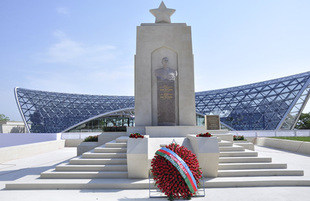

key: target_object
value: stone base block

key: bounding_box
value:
[77,142,98,156]
[145,126,206,137]
[127,137,149,179]
[188,135,219,177]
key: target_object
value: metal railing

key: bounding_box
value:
[230,130,310,137]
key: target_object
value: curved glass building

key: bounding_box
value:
[15,71,310,133]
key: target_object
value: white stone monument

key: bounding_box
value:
[128,2,220,179]
[134,2,196,127]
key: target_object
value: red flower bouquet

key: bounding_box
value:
[196,132,212,137]
[151,143,202,200]
[129,133,144,138]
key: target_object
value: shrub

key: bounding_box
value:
[233,135,245,141]
[83,135,99,142]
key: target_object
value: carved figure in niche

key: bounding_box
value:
[155,57,177,126]
[155,57,177,81]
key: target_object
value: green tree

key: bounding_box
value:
[295,112,310,129]
[0,114,10,122]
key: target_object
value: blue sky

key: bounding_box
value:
[1,0,310,121]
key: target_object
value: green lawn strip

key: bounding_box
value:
[271,137,310,142]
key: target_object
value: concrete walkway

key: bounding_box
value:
[0,146,310,201]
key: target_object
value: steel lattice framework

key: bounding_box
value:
[196,71,310,130]
[15,71,310,133]
[15,88,134,133]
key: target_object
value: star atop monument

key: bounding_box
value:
[150,1,175,23]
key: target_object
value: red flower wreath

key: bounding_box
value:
[151,143,202,200]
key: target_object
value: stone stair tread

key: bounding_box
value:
[116,136,129,143]
[40,171,128,179]
[219,157,272,163]
[218,141,233,146]
[70,158,127,161]
[219,151,258,157]
[82,153,127,158]
[234,141,253,144]
[217,169,304,177]
[218,163,287,170]
[204,176,310,187]
[105,142,127,148]
[56,164,127,171]
[5,178,149,190]
[69,158,127,165]
[44,170,128,173]
[6,176,310,190]
[219,146,245,152]
[93,147,127,153]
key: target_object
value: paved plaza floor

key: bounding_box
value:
[0,146,310,201]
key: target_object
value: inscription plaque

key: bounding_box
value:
[205,115,220,130]
[155,57,177,126]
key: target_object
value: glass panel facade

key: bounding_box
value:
[15,88,134,133]
[65,109,135,133]
[195,71,310,130]
[15,71,310,133]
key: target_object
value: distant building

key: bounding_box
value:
[0,121,26,133]
[14,71,310,133]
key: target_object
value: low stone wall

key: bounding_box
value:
[0,140,65,163]
[0,133,61,148]
[65,139,84,147]
[99,132,127,145]
[77,142,98,156]
[256,138,310,155]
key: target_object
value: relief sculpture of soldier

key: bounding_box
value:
[155,57,177,81]
[155,57,178,126]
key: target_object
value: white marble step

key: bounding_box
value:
[55,164,127,171]
[82,152,127,158]
[116,137,129,143]
[212,134,233,142]
[40,171,128,179]
[6,176,310,190]
[234,141,255,150]
[5,177,150,190]
[93,147,127,153]
[218,141,233,147]
[69,158,127,165]
[217,169,304,177]
[219,146,245,152]
[219,157,272,163]
[219,151,258,157]
[105,142,127,148]
[218,163,287,170]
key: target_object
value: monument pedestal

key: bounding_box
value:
[127,136,149,179]
[126,133,220,179]
[188,135,219,177]
[128,126,229,137]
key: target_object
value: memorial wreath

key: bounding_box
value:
[151,143,202,200]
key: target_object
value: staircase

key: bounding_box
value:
[5,135,310,190]
[217,140,303,177]
[204,137,308,187]
[40,138,128,179]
